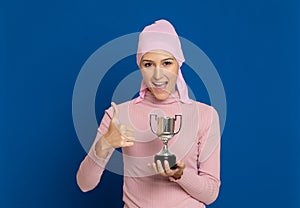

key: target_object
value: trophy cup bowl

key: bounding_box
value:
[150,114,182,170]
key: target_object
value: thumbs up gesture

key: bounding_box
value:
[103,102,135,148]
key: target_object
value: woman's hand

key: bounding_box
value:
[95,102,135,158]
[149,160,185,180]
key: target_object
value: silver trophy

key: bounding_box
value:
[150,114,182,169]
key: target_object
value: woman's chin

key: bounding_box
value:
[151,88,171,100]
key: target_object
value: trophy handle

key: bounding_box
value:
[174,115,182,135]
[150,114,157,134]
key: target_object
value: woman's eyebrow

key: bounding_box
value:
[141,59,154,62]
[161,58,174,61]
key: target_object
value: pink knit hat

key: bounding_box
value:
[135,19,191,104]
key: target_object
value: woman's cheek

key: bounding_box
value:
[166,73,178,91]
[140,69,150,83]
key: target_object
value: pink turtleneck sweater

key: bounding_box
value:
[76,91,221,208]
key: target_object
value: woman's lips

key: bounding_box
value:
[152,81,167,88]
[151,81,168,93]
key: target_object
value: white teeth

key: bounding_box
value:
[152,82,167,86]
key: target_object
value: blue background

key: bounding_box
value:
[1,0,299,207]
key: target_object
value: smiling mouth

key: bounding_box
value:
[152,81,168,88]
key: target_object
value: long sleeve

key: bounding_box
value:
[170,107,221,205]
[76,108,114,192]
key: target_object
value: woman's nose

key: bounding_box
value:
[153,67,163,80]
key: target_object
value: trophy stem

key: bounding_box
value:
[162,141,168,154]
[163,144,168,152]
[163,139,168,149]
[155,137,177,170]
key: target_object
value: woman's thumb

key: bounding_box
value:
[111,102,119,123]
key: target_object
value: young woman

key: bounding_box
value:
[76,19,221,208]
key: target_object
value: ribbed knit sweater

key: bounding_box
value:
[76,90,221,208]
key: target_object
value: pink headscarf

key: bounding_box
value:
[135,19,191,104]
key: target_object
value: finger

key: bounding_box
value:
[111,102,119,123]
[172,161,184,179]
[147,163,157,174]
[173,171,182,180]
[122,142,134,147]
[121,130,135,139]
[119,126,135,140]
[120,139,134,147]
[164,160,174,176]
[125,137,135,142]
[156,160,167,176]
[152,162,158,174]
[176,161,185,169]
[121,135,135,142]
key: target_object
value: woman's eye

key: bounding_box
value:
[163,61,172,66]
[144,63,152,67]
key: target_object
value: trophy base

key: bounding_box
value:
[155,154,177,170]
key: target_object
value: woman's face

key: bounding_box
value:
[139,50,179,100]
